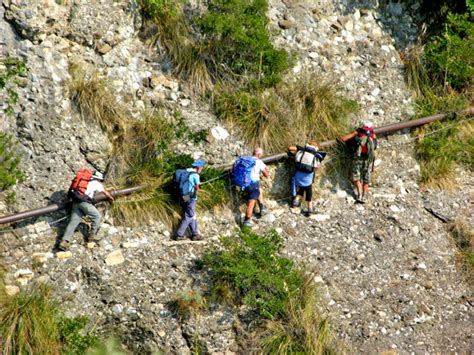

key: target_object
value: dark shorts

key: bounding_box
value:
[296,185,312,202]
[245,181,260,200]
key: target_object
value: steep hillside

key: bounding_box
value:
[1,0,472,353]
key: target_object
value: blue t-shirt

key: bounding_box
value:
[187,168,200,199]
[294,170,314,187]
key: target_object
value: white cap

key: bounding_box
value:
[362,121,374,130]
[92,171,104,180]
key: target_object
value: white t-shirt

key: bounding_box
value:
[250,159,267,182]
[85,180,105,199]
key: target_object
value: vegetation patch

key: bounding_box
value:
[168,290,207,320]
[0,279,98,354]
[403,1,473,187]
[199,229,339,352]
[110,110,229,226]
[213,75,357,153]
[138,0,289,91]
[67,62,127,140]
[0,133,25,192]
[448,217,474,285]
[0,57,28,116]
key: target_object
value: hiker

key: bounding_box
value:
[57,170,114,251]
[173,159,205,241]
[339,121,377,203]
[288,141,325,215]
[232,147,269,227]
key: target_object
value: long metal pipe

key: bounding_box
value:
[1,108,472,225]
[0,186,146,225]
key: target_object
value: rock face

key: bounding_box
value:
[1,0,472,353]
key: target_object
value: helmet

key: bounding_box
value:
[92,171,104,180]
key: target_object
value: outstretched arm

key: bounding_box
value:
[339,131,357,143]
[103,189,114,202]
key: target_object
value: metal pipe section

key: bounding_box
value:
[0,185,146,225]
[1,107,472,225]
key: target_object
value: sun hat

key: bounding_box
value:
[192,159,206,168]
[362,121,374,131]
[92,171,104,180]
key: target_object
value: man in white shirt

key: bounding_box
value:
[57,170,114,251]
[243,147,269,227]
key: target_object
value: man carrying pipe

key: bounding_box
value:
[56,170,114,251]
[339,122,377,203]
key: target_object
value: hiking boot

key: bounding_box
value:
[242,219,253,228]
[88,234,102,243]
[259,205,268,216]
[190,234,202,241]
[355,192,363,203]
[172,234,185,241]
[57,240,69,252]
[291,199,300,208]
[360,193,368,204]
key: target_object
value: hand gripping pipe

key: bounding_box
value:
[0,107,472,225]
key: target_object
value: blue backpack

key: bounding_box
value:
[232,156,256,190]
[174,169,197,200]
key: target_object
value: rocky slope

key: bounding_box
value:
[1,0,472,353]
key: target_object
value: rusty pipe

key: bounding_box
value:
[0,185,146,225]
[1,108,472,225]
[222,107,474,169]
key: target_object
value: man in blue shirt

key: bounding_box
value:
[174,159,205,241]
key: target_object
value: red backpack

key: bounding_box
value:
[68,169,93,202]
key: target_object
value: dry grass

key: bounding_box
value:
[261,274,341,354]
[0,282,61,354]
[213,74,358,153]
[448,217,474,285]
[67,62,128,140]
[168,290,207,320]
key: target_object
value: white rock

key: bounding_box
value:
[389,205,400,213]
[122,241,140,248]
[314,275,324,283]
[108,227,119,235]
[180,98,191,107]
[112,304,124,315]
[210,126,230,140]
[417,263,427,270]
[261,213,276,223]
[412,226,419,235]
[56,251,73,260]
[14,269,34,280]
[5,285,20,296]
[371,88,380,97]
[336,190,347,198]
[105,250,125,266]
[310,214,330,222]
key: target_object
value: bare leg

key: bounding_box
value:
[246,199,257,219]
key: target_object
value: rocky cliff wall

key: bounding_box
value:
[1,0,472,353]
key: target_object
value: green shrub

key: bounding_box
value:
[424,11,474,90]
[198,0,289,88]
[202,229,304,320]
[59,316,98,354]
[0,57,28,116]
[0,133,25,191]
[200,229,339,352]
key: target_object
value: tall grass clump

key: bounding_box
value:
[0,275,105,354]
[200,229,339,352]
[67,62,127,139]
[0,133,25,191]
[110,110,229,226]
[403,1,473,187]
[213,75,357,153]
[0,283,60,354]
[138,0,212,93]
[448,217,474,285]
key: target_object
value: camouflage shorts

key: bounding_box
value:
[352,158,372,183]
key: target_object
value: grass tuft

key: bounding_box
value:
[0,283,60,354]
[168,290,207,320]
[213,74,357,153]
[448,217,474,285]
[67,62,127,140]
[0,133,25,192]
